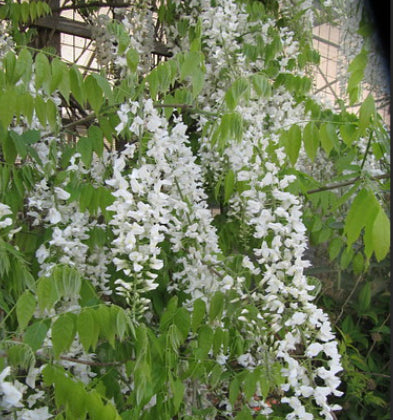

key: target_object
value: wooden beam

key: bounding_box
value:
[34,16,92,39]
[33,16,172,57]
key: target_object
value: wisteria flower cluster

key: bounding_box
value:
[108,99,229,317]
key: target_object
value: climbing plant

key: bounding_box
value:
[0,0,389,419]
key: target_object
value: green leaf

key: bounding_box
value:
[359,94,375,134]
[70,65,86,105]
[0,90,16,128]
[352,252,364,274]
[92,73,114,106]
[347,48,367,105]
[192,298,206,332]
[160,296,178,332]
[371,207,390,261]
[22,129,41,145]
[180,51,201,80]
[53,265,82,300]
[174,307,190,343]
[16,291,36,330]
[265,33,282,63]
[234,408,253,420]
[320,123,338,155]
[251,74,271,97]
[344,189,379,245]
[191,69,204,98]
[77,309,95,352]
[259,373,270,399]
[52,313,76,358]
[50,58,64,94]
[88,125,104,157]
[148,70,158,98]
[303,122,319,161]
[76,137,93,167]
[12,167,24,197]
[19,93,34,125]
[244,369,258,400]
[116,308,129,341]
[197,325,213,359]
[282,125,301,165]
[24,320,50,352]
[126,48,139,72]
[224,169,235,203]
[328,236,343,261]
[37,275,59,311]
[35,52,51,93]
[35,96,47,126]
[96,305,116,348]
[7,343,35,371]
[17,48,33,84]
[85,75,103,114]
[171,378,184,413]
[79,184,94,212]
[340,246,354,269]
[217,112,243,150]
[20,2,30,23]
[225,77,250,111]
[69,382,87,418]
[85,391,105,419]
[52,59,70,102]
[358,282,371,312]
[212,328,224,355]
[209,363,223,388]
[47,99,58,130]
[229,376,240,407]
[2,133,17,163]
[209,291,225,321]
[340,123,358,146]
[363,219,373,260]
[4,51,17,84]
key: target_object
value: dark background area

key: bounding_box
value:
[365,0,390,68]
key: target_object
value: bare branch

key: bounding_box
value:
[306,174,390,195]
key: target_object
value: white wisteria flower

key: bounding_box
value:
[0,367,23,409]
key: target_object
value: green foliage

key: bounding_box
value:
[42,365,122,419]
[344,188,390,261]
[347,48,368,105]
[0,1,51,24]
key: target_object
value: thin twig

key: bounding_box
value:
[154,103,194,109]
[366,313,390,359]
[62,113,97,130]
[306,174,390,195]
[334,275,363,326]
[153,103,218,117]
[363,372,390,378]
[57,355,124,367]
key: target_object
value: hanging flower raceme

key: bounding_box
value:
[108,99,231,317]
[167,0,343,418]
[26,142,113,296]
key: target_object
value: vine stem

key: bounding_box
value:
[306,174,389,195]
[360,131,373,170]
